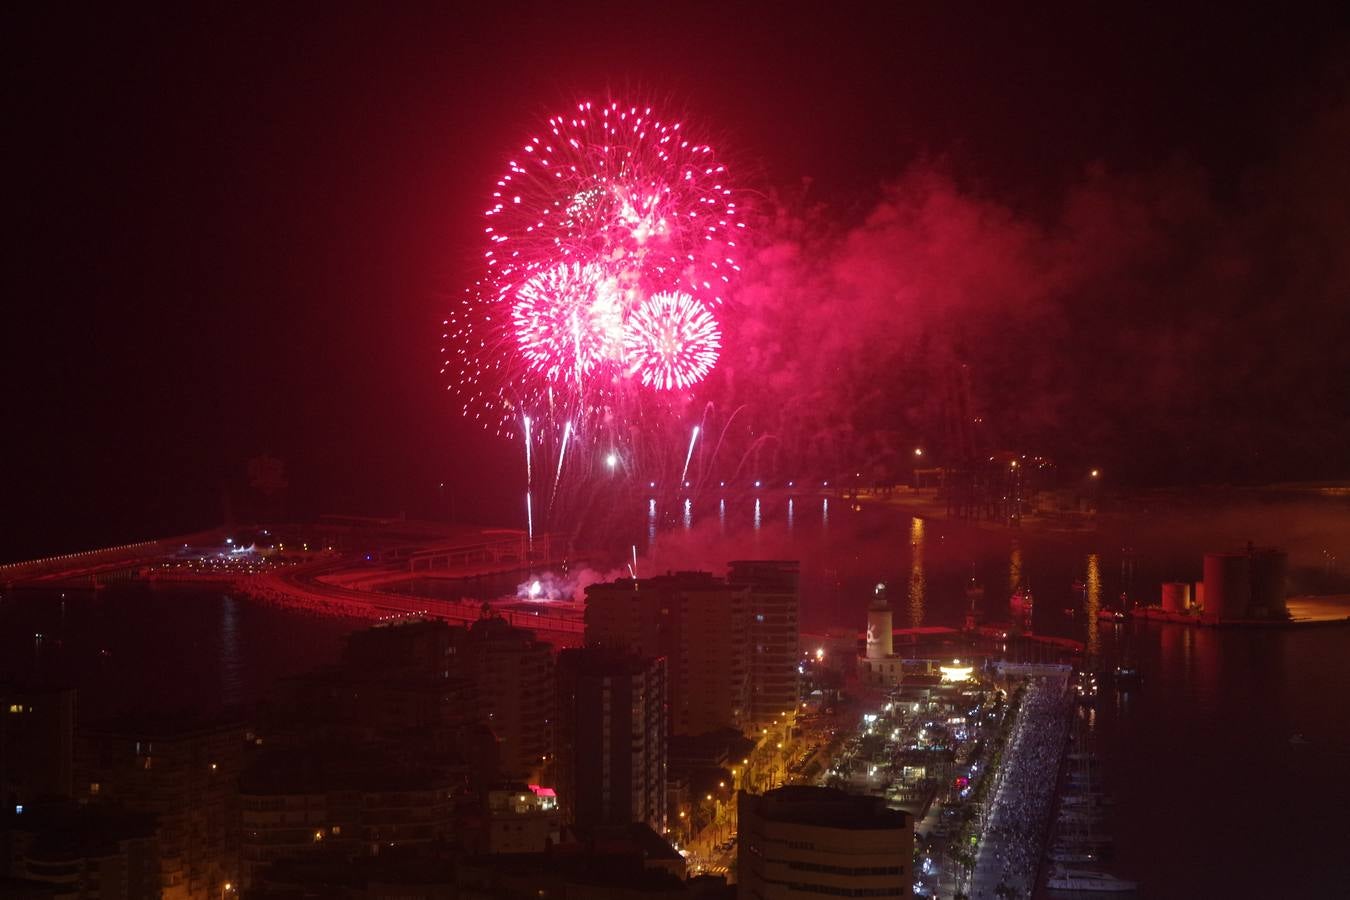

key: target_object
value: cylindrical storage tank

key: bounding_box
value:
[1161,582,1191,613]
[1249,549,1288,619]
[866,603,893,659]
[1203,552,1251,622]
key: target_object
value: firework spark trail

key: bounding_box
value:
[523,415,533,483]
[550,420,573,505]
[680,425,701,485]
[523,414,534,547]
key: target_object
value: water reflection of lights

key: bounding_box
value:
[1086,552,1101,658]
[909,517,925,627]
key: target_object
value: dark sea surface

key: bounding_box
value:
[3,489,1347,896]
[0,586,360,722]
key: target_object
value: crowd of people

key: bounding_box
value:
[971,676,1072,899]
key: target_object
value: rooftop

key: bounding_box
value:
[747,786,911,830]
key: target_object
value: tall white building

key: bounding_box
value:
[738,786,912,899]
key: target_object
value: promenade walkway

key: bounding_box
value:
[969,673,1071,899]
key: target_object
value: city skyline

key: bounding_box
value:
[4,5,1350,898]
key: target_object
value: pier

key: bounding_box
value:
[969,668,1072,899]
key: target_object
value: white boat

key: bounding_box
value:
[1047,868,1138,892]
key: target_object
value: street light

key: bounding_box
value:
[606,453,618,469]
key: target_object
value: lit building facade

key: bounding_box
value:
[484,783,560,853]
[1,685,75,807]
[730,561,801,728]
[238,747,454,888]
[2,802,160,900]
[555,647,666,834]
[585,571,749,736]
[448,615,554,782]
[738,786,912,899]
[77,718,245,900]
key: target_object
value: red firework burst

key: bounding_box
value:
[511,262,626,385]
[623,291,722,390]
[484,99,742,306]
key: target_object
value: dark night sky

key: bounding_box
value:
[6,3,1349,561]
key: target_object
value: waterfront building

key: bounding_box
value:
[0,801,159,899]
[456,823,691,898]
[801,627,862,674]
[585,571,750,736]
[325,615,551,782]
[447,615,554,782]
[729,561,801,728]
[77,716,246,900]
[341,617,454,677]
[737,786,912,899]
[247,844,455,898]
[263,668,488,763]
[1,685,75,806]
[555,647,666,834]
[238,746,454,888]
[483,783,560,853]
[1200,546,1289,623]
[858,585,905,687]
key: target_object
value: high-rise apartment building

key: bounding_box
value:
[555,648,666,834]
[1,685,75,806]
[729,561,801,728]
[448,615,554,782]
[341,617,453,677]
[2,802,160,900]
[331,615,553,782]
[585,572,749,736]
[77,717,246,900]
[738,786,912,899]
[238,746,454,887]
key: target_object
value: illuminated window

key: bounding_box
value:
[90,783,100,796]
[7,704,21,714]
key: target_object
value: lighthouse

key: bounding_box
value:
[866,582,893,660]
